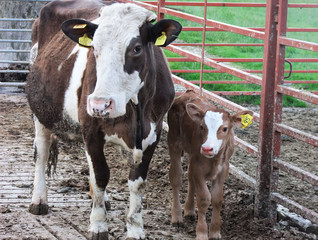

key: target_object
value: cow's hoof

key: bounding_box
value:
[29,203,49,215]
[126,238,145,240]
[105,201,111,211]
[172,222,184,228]
[90,231,109,240]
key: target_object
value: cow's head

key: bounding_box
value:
[62,3,182,118]
[186,103,253,158]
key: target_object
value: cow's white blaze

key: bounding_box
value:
[85,151,108,233]
[127,177,146,238]
[88,3,156,118]
[64,46,89,122]
[202,111,224,157]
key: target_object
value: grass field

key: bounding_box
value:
[147,0,318,106]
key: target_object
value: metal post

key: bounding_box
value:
[199,0,208,96]
[256,0,279,218]
[270,0,288,224]
[157,0,165,20]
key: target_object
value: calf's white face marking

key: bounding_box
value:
[201,111,224,158]
[87,3,156,118]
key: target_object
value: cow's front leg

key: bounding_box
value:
[84,131,110,240]
[29,117,51,215]
[194,172,210,240]
[126,141,157,239]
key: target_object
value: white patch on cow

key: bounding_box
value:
[133,148,143,165]
[64,46,89,122]
[142,122,157,150]
[31,116,50,204]
[105,133,130,150]
[30,43,38,65]
[202,111,224,157]
[88,3,156,118]
[85,151,108,233]
[162,121,169,132]
[127,177,146,239]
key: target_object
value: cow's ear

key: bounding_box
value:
[151,19,182,47]
[62,19,98,47]
[186,103,205,124]
[232,110,254,129]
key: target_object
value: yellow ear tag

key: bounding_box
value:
[241,114,253,129]
[155,32,167,46]
[79,34,92,47]
[73,24,87,29]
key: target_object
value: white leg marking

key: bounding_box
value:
[86,151,108,233]
[127,177,146,239]
[31,116,51,205]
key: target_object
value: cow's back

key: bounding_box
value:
[26,0,105,128]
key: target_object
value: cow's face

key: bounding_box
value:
[186,103,253,158]
[62,3,182,118]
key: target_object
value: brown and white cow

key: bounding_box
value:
[25,0,181,239]
[168,90,253,240]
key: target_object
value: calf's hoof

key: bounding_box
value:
[29,203,49,215]
[184,214,196,222]
[90,231,109,240]
[209,232,222,240]
[172,222,184,228]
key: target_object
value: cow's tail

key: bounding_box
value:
[46,134,59,177]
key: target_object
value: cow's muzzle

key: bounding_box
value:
[87,96,113,118]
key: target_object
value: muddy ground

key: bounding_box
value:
[0,91,317,240]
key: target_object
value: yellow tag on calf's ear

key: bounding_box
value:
[155,32,167,46]
[241,114,253,129]
[73,24,87,29]
[79,34,92,47]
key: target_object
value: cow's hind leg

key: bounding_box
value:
[29,116,51,215]
[84,130,109,240]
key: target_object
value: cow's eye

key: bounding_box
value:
[222,127,228,132]
[133,45,142,54]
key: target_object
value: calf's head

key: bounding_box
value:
[62,3,182,118]
[186,103,253,158]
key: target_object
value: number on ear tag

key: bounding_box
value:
[79,34,92,47]
[155,32,167,46]
[241,114,253,129]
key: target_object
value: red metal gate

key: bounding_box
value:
[120,0,318,225]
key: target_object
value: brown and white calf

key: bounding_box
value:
[25,0,181,239]
[168,90,253,240]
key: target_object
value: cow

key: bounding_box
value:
[167,90,253,240]
[25,0,182,239]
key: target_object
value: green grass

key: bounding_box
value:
[154,0,318,107]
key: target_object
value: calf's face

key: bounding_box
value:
[186,103,253,158]
[62,3,181,118]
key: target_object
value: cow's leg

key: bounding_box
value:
[84,130,109,240]
[193,171,210,240]
[168,145,183,226]
[184,163,196,219]
[208,177,226,240]
[29,117,51,215]
[126,140,158,239]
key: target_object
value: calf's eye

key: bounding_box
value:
[222,127,228,132]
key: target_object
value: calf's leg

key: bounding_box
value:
[168,145,183,226]
[193,171,211,240]
[29,117,51,215]
[184,162,196,219]
[84,130,109,240]
[209,178,225,240]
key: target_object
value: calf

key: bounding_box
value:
[168,90,253,240]
[26,0,181,239]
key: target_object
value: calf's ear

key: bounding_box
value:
[232,110,254,129]
[62,19,98,47]
[150,19,182,47]
[186,103,205,124]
